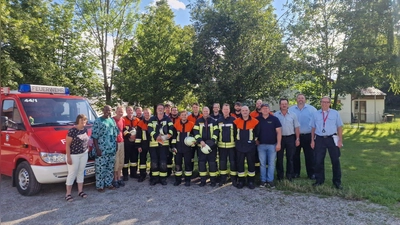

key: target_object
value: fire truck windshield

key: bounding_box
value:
[21,98,97,126]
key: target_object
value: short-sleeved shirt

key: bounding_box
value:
[257,115,282,144]
[289,104,317,134]
[91,117,119,155]
[274,111,300,136]
[113,116,124,143]
[67,127,89,154]
[310,109,343,136]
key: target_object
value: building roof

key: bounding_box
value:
[360,87,386,96]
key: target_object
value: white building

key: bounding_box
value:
[338,87,386,123]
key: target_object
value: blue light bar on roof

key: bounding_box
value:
[18,84,70,95]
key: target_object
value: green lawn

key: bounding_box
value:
[277,121,400,215]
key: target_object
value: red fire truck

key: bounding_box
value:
[1,84,97,195]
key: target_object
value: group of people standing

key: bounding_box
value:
[64,93,344,200]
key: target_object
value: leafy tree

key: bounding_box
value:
[70,0,140,105]
[189,0,293,107]
[1,0,101,96]
[284,0,400,109]
[116,0,195,108]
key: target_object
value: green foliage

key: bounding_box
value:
[70,0,140,105]
[189,0,294,107]
[277,122,400,214]
[116,0,195,108]
[1,0,101,97]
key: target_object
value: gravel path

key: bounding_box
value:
[1,175,399,225]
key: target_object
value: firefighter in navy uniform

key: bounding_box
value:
[170,110,195,186]
[234,106,259,189]
[147,104,174,185]
[187,103,202,175]
[217,103,238,186]
[193,106,219,187]
[122,106,140,180]
[135,108,152,182]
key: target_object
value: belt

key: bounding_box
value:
[317,133,337,138]
[300,133,311,135]
[282,134,295,137]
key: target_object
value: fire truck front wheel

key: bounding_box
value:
[15,161,42,196]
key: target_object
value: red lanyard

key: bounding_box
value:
[322,110,329,128]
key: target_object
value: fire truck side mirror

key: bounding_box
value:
[1,116,9,131]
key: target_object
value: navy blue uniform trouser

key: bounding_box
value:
[314,136,341,185]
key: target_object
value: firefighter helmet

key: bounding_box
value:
[184,136,196,147]
[200,144,212,154]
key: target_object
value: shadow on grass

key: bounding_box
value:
[276,125,400,217]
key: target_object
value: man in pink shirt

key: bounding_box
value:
[113,106,125,188]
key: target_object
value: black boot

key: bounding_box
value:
[150,176,159,186]
[236,177,245,189]
[199,177,207,187]
[160,177,167,185]
[184,176,191,186]
[130,166,138,178]
[174,176,182,186]
[138,170,147,182]
[122,168,129,181]
[219,175,227,187]
[247,177,255,189]
[231,175,237,187]
[210,177,217,187]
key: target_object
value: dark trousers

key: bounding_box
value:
[294,133,314,177]
[218,147,236,176]
[276,135,296,179]
[174,150,194,177]
[237,150,256,180]
[191,147,197,175]
[254,150,260,172]
[198,147,217,177]
[124,141,138,167]
[139,144,149,177]
[314,136,341,185]
[149,146,168,178]
[167,151,174,174]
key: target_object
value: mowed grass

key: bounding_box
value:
[276,121,400,214]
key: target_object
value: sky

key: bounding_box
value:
[140,0,287,26]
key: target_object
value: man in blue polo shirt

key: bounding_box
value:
[257,103,282,188]
[310,96,343,189]
[289,94,317,179]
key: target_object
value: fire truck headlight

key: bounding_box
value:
[40,152,66,164]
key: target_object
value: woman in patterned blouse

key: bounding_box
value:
[65,114,89,202]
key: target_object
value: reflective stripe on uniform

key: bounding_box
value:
[184,171,192,176]
[130,162,138,167]
[248,171,255,177]
[123,164,129,168]
[238,172,246,177]
[199,172,207,177]
[152,171,160,176]
[230,171,237,176]
[139,165,147,169]
[159,172,167,177]
[209,172,217,177]
[220,170,228,175]
[175,171,183,176]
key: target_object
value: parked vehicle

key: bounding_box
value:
[1,84,97,195]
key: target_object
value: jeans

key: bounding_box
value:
[257,144,277,182]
